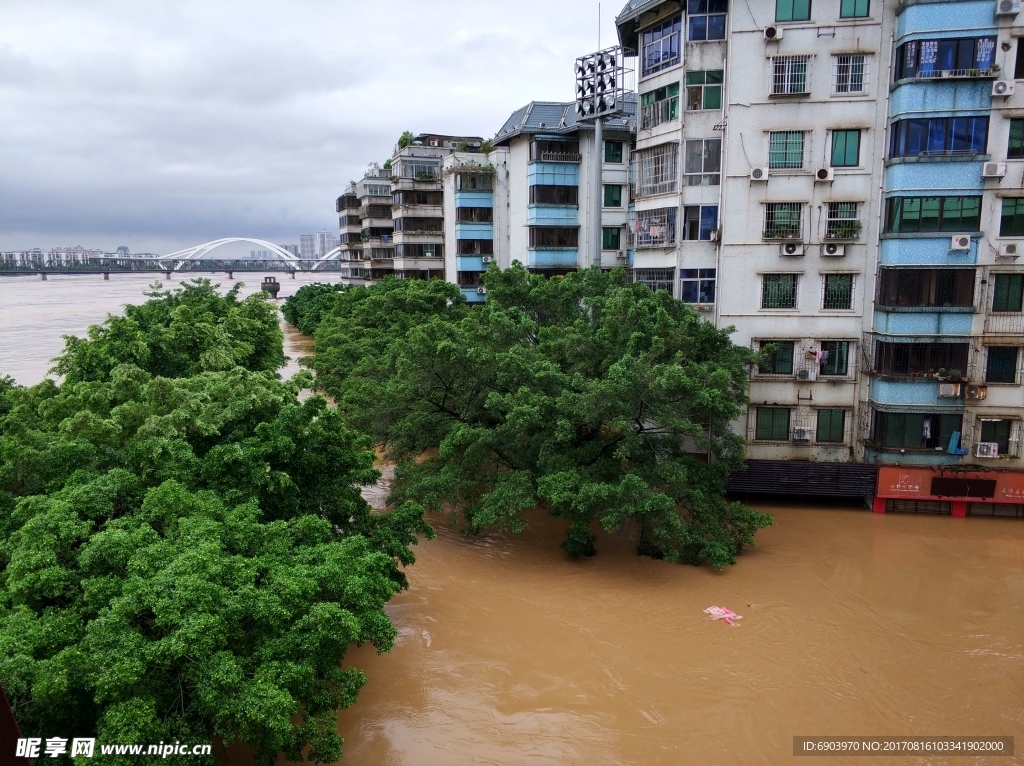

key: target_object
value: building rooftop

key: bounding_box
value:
[615,0,678,50]
[492,96,636,145]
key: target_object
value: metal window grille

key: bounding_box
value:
[768,131,810,171]
[762,274,799,309]
[636,144,679,196]
[684,138,721,185]
[641,96,680,129]
[822,274,855,310]
[826,202,861,239]
[630,208,677,248]
[630,268,675,293]
[771,55,810,95]
[832,54,869,94]
[763,203,804,239]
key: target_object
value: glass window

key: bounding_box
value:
[1017,40,1024,79]
[826,202,861,239]
[529,185,579,205]
[873,411,962,449]
[822,274,853,310]
[637,143,679,196]
[632,268,675,293]
[816,410,846,443]
[684,138,722,185]
[877,268,975,308]
[769,131,806,169]
[833,54,868,93]
[602,227,621,250]
[820,340,850,375]
[992,274,1024,312]
[687,0,727,41]
[894,36,996,80]
[980,420,1014,454]
[633,208,677,248]
[762,274,798,308]
[1010,120,1024,159]
[456,207,494,222]
[771,55,810,94]
[529,228,579,248]
[680,268,717,303]
[886,196,981,233]
[1000,198,1024,237]
[603,184,622,207]
[985,346,1019,383]
[682,205,719,240]
[756,408,791,440]
[776,0,811,22]
[889,117,988,157]
[641,15,682,77]
[530,140,581,162]
[686,70,724,110]
[840,0,868,18]
[763,202,803,239]
[831,129,861,167]
[605,140,624,163]
[759,340,795,374]
[640,84,680,129]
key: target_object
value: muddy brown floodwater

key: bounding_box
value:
[2,275,1023,765]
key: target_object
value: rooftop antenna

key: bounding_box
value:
[598,3,601,49]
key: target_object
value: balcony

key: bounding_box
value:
[540,151,582,163]
[640,98,679,131]
[902,67,998,82]
[984,312,1024,335]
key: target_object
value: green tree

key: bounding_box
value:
[281,282,347,336]
[396,131,414,150]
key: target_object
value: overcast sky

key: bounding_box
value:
[0,0,621,254]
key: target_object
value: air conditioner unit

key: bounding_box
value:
[429,140,440,147]
[695,304,712,312]
[709,228,720,242]
[821,243,846,257]
[764,26,783,41]
[982,162,1007,178]
[476,286,487,295]
[815,167,835,182]
[793,427,812,442]
[796,368,817,381]
[996,0,1021,16]
[750,167,770,182]
[481,255,494,263]
[616,250,627,261]
[992,80,1015,96]
[950,234,972,251]
[964,384,988,400]
[938,382,962,398]
[998,242,1019,256]
[975,442,1000,458]
[780,242,806,256]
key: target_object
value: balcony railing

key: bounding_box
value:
[640,98,679,130]
[911,67,998,80]
[984,312,1024,334]
[540,151,582,163]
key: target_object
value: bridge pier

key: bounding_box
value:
[103,272,110,281]
[290,270,296,279]
[227,271,233,279]
[39,272,47,281]
[164,271,173,279]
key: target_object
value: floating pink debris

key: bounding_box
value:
[704,606,742,626]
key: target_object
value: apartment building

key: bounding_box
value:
[334,162,394,283]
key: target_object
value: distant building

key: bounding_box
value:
[299,233,316,259]
[315,229,339,257]
[278,244,299,256]
[116,246,130,254]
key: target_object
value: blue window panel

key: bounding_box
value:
[527,249,579,268]
[880,237,978,265]
[884,161,985,193]
[527,206,579,226]
[700,206,718,239]
[461,287,487,303]
[527,162,580,186]
[897,4,997,40]
[869,378,964,408]
[455,222,494,239]
[454,190,493,208]
[872,310,974,335]
[456,256,486,271]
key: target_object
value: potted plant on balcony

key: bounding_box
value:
[948,368,964,382]
[936,367,948,381]
[826,220,862,240]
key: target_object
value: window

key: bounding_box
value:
[398,243,442,258]
[822,274,854,310]
[831,129,861,167]
[763,202,803,239]
[641,15,682,77]
[885,196,982,233]
[636,144,679,196]
[762,274,799,309]
[680,268,717,303]
[603,184,622,207]
[758,340,795,374]
[832,54,868,94]
[530,185,579,205]
[687,0,727,41]
[876,268,975,308]
[632,268,675,293]
[986,346,1019,383]
[756,408,792,441]
[1017,41,1024,80]
[686,70,724,109]
[641,84,680,129]
[393,191,441,206]
[457,271,486,287]
[894,37,997,80]
[456,207,493,222]
[889,117,989,157]
[771,55,810,95]
[776,0,811,21]
[456,174,493,191]
[839,0,868,18]
[826,201,861,239]
[1010,120,1024,160]
[820,340,850,375]
[980,420,1014,454]
[872,341,969,377]
[872,411,962,449]
[632,208,677,248]
[769,131,807,170]
[396,160,440,179]
[392,217,441,233]
[605,140,624,163]
[603,227,621,250]
[365,184,391,197]
[816,410,846,443]
[457,239,494,255]
[992,274,1024,312]
[682,205,719,240]
[1000,198,1024,237]
[529,228,578,248]
[530,140,581,162]
[684,138,722,185]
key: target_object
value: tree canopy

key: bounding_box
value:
[287,267,772,567]
[0,281,430,764]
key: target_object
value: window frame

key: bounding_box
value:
[771,55,811,96]
[816,409,846,443]
[985,346,1020,384]
[687,0,727,41]
[885,196,982,233]
[763,202,805,240]
[686,70,724,110]
[822,274,855,311]
[683,138,722,186]
[839,0,869,18]
[756,407,792,441]
[604,140,624,164]
[991,274,1024,312]
[762,273,800,309]
[640,84,681,129]
[636,143,679,197]
[775,0,811,22]
[979,419,1014,454]
[529,185,579,206]
[1000,198,1024,237]
[831,129,861,167]
[602,226,622,250]
[632,208,678,248]
[603,184,623,208]
[825,201,862,240]
[680,268,717,303]
[758,340,796,374]
[769,130,808,171]
[832,53,869,94]
[889,116,989,158]
[820,340,851,376]
[682,205,719,240]
[640,15,683,77]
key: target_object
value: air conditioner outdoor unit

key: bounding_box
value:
[616,250,627,260]
[938,382,962,398]
[764,25,783,41]
[481,255,493,263]
[996,0,1021,16]
[822,243,846,257]
[992,80,1015,96]
[695,304,712,312]
[998,242,1019,256]
[780,242,806,256]
[965,384,988,400]
[476,286,487,295]
[796,368,817,381]
[815,167,835,182]
[950,234,972,251]
[982,162,1007,178]
[709,228,721,242]
[975,442,1000,458]
[793,427,812,442]
[429,140,440,147]
[750,167,770,181]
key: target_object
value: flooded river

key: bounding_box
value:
[2,275,1023,765]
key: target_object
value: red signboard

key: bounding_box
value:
[876,465,1024,503]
